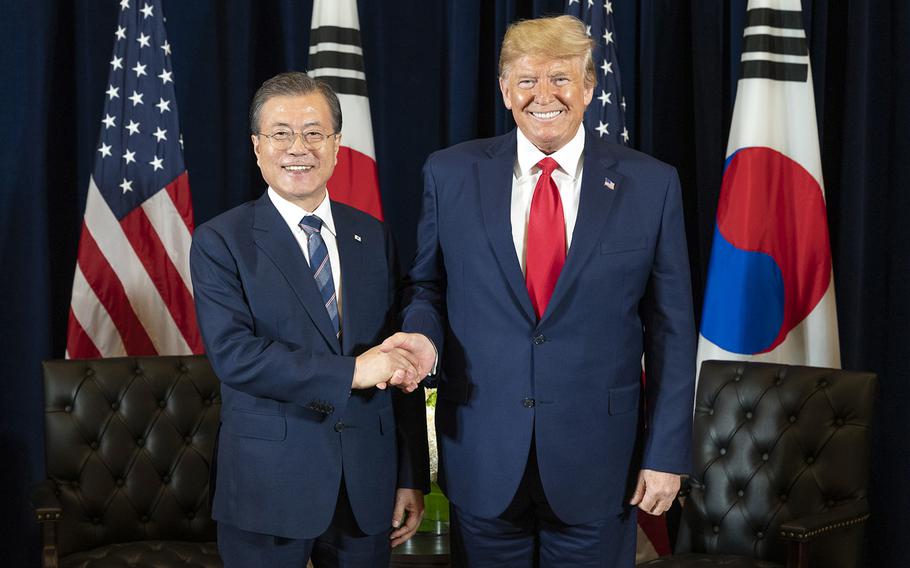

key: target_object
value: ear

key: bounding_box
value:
[251,134,262,165]
[583,83,595,107]
[499,76,513,110]
[332,133,342,165]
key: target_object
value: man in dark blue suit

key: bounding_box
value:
[190,72,429,567]
[384,15,696,567]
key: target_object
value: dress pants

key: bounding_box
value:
[217,481,391,568]
[450,444,637,568]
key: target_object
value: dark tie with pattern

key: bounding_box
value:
[299,215,340,338]
[525,157,567,320]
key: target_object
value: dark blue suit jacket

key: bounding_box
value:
[190,193,429,539]
[401,129,696,524]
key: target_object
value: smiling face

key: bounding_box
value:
[499,54,594,154]
[251,93,341,212]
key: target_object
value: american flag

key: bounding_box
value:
[566,0,629,145]
[308,0,383,220]
[566,1,667,561]
[66,0,202,358]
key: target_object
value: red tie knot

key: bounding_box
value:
[536,157,559,177]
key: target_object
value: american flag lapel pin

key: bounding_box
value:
[604,178,616,191]
[353,234,362,242]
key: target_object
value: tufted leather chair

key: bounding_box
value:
[641,360,875,568]
[31,355,222,568]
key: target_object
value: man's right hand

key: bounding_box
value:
[380,332,437,385]
[352,345,418,390]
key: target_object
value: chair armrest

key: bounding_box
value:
[30,479,62,522]
[31,480,62,568]
[779,500,869,543]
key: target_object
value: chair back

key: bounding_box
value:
[41,355,220,558]
[677,360,876,562]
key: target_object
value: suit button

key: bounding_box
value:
[533,334,546,345]
[522,398,535,408]
[334,422,345,432]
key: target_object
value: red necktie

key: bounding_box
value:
[525,157,566,319]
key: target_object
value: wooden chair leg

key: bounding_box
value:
[40,521,59,568]
[787,541,809,568]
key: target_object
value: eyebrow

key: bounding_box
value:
[266,119,324,129]
[513,67,572,77]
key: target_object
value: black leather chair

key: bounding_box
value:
[32,355,222,567]
[642,360,875,568]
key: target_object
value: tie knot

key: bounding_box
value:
[299,215,323,236]
[536,157,559,176]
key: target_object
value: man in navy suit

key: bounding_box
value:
[384,15,696,566]
[190,72,429,567]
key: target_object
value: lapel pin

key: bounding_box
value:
[353,234,362,242]
[604,178,616,191]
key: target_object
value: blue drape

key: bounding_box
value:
[1,1,907,565]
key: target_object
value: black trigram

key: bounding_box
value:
[740,8,809,83]
[308,26,368,96]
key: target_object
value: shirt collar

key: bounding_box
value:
[267,187,337,237]
[515,124,585,179]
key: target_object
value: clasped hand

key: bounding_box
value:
[351,333,436,393]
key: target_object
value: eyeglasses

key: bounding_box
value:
[257,129,339,151]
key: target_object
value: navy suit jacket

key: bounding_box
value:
[401,129,696,524]
[190,193,429,539]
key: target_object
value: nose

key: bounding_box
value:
[534,81,554,105]
[287,133,311,154]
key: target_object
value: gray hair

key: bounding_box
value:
[249,71,342,134]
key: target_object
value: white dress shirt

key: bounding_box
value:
[511,125,586,275]
[268,188,343,320]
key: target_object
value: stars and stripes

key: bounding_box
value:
[308,0,383,220]
[566,0,629,144]
[566,2,662,562]
[697,0,840,370]
[66,0,201,358]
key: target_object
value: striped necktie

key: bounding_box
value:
[299,215,340,338]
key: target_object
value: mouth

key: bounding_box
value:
[283,165,315,172]
[529,110,563,121]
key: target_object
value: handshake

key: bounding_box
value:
[351,332,435,393]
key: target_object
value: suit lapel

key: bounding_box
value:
[251,194,341,353]
[540,135,626,326]
[477,131,537,323]
[332,203,366,356]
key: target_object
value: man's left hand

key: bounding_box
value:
[390,488,425,547]
[629,469,680,516]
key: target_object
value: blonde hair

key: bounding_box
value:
[499,15,596,88]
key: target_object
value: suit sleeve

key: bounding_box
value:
[399,155,448,355]
[393,385,430,492]
[190,224,354,412]
[639,168,697,474]
[384,223,431,492]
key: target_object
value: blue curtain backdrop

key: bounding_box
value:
[1,0,907,565]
